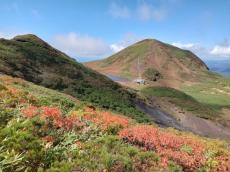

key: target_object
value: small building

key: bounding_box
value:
[133,78,145,84]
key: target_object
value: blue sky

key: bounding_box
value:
[1,0,230,62]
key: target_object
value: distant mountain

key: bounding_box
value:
[205,60,230,76]
[0,34,149,122]
[85,39,209,88]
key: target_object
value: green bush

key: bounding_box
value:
[143,68,162,81]
[73,135,159,171]
[0,83,7,91]
[0,119,45,171]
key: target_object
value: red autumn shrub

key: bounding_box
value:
[41,106,62,119]
[213,156,230,172]
[119,125,206,171]
[21,105,39,118]
[21,106,84,130]
[83,107,129,130]
[7,87,19,95]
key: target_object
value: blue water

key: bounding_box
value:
[106,74,130,82]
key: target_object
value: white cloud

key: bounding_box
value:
[172,42,230,60]
[171,42,210,59]
[0,32,27,39]
[110,33,143,53]
[210,45,230,57]
[137,3,167,21]
[110,44,125,53]
[109,0,179,21]
[109,3,130,18]
[51,32,111,57]
[172,42,199,50]
[171,42,206,53]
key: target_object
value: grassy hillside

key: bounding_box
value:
[0,75,230,172]
[182,77,230,109]
[0,34,150,123]
[182,76,230,126]
[141,87,218,120]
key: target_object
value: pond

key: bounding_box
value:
[106,74,130,82]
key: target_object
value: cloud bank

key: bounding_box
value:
[51,32,230,61]
[137,3,167,21]
[51,32,144,59]
[52,33,111,57]
[172,42,230,59]
[110,33,143,53]
[109,0,179,21]
[109,3,130,18]
[210,45,230,57]
[0,31,28,39]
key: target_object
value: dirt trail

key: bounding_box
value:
[135,101,230,140]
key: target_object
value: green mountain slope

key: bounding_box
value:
[85,39,209,87]
[0,34,149,122]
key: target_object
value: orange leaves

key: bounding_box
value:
[21,105,39,118]
[41,106,65,128]
[99,111,129,128]
[41,106,62,119]
[21,106,83,130]
[214,156,230,172]
[118,125,206,171]
[7,87,20,95]
[82,106,129,130]
[21,105,129,132]
[21,104,130,140]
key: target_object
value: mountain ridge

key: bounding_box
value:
[85,39,209,88]
[0,34,150,122]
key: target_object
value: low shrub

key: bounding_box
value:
[143,68,162,81]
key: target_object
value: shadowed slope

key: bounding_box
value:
[0,34,150,122]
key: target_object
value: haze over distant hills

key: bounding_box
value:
[205,60,230,76]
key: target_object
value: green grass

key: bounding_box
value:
[141,87,218,119]
[104,40,149,67]
[182,77,230,109]
[102,39,150,78]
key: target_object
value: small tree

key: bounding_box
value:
[143,68,162,81]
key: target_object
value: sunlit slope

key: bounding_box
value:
[85,39,209,87]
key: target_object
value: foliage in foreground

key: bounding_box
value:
[0,75,230,172]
